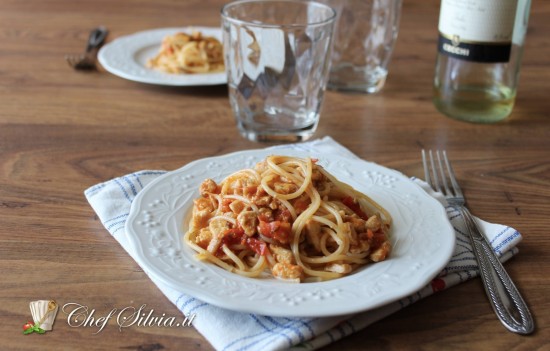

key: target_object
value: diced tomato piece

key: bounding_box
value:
[258,220,271,236]
[220,228,245,247]
[245,237,270,256]
[258,220,291,244]
[342,196,369,220]
[361,228,385,251]
[219,227,271,256]
[274,208,292,222]
[366,229,374,240]
[243,186,257,197]
[258,213,271,222]
[371,231,387,251]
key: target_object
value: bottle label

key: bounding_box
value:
[438,0,519,63]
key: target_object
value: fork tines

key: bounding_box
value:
[421,149,463,199]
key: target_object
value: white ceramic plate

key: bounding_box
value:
[98,27,226,86]
[125,150,455,317]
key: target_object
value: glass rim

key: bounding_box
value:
[220,0,336,29]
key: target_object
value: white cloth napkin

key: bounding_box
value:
[85,136,522,351]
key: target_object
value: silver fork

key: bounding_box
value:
[65,27,109,70]
[422,150,534,335]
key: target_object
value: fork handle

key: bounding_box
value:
[85,26,109,53]
[457,206,535,334]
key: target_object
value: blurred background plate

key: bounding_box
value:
[98,27,227,86]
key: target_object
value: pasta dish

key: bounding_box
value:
[147,31,224,74]
[184,155,391,282]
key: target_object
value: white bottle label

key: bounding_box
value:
[437,0,519,62]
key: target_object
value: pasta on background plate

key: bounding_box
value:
[184,155,392,283]
[147,31,224,74]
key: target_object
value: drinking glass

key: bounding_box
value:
[221,0,336,142]
[321,0,402,93]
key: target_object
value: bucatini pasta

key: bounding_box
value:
[183,155,392,283]
[147,31,224,74]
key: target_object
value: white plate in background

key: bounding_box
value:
[98,27,226,86]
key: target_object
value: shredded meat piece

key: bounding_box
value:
[208,219,229,238]
[200,178,218,196]
[272,262,302,281]
[366,215,382,232]
[258,207,273,221]
[191,198,214,228]
[229,200,246,214]
[254,195,272,207]
[270,244,295,264]
[194,229,212,249]
[273,182,297,195]
[237,211,257,237]
[370,241,391,262]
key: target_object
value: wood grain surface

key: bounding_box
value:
[1,0,548,350]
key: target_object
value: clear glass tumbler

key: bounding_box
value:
[221,0,336,142]
[321,0,402,93]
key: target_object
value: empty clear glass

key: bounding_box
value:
[321,0,402,93]
[221,0,336,142]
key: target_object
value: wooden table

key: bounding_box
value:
[1,0,548,350]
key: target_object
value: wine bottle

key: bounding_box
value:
[433,0,531,123]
